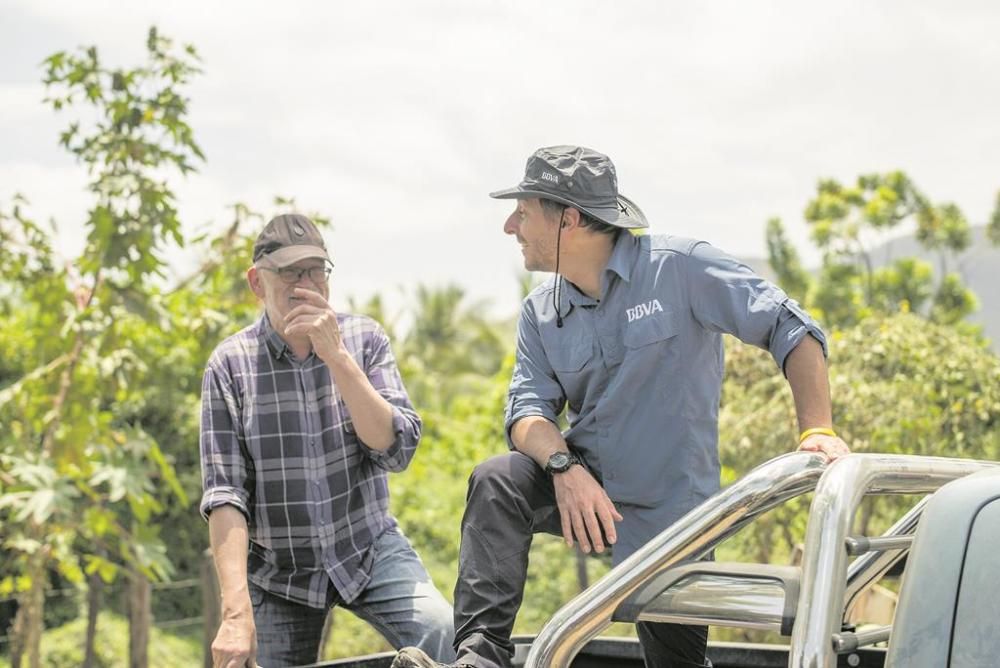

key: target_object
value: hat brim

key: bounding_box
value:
[256,245,332,269]
[489,187,648,229]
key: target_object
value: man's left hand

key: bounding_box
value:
[797,433,851,462]
[284,288,346,363]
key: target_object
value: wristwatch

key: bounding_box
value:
[544,451,580,476]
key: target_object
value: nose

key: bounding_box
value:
[503,210,518,236]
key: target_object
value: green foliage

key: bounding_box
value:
[765,218,810,304]
[931,273,979,326]
[989,190,1000,245]
[2,44,341,635]
[4,26,999,664]
[398,284,511,412]
[0,27,208,662]
[811,260,866,327]
[768,170,982,331]
[320,610,393,659]
[388,354,509,595]
[870,258,934,314]
[42,28,204,283]
[915,202,971,254]
[719,313,1000,560]
[0,612,201,668]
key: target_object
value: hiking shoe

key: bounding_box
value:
[391,646,472,668]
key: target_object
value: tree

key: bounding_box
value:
[768,171,980,329]
[987,189,1000,246]
[397,284,510,412]
[765,217,810,305]
[718,313,1000,567]
[0,28,203,667]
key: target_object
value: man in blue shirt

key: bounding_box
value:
[394,146,850,668]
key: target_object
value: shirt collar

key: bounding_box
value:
[259,313,292,360]
[563,232,639,307]
[605,231,638,283]
[563,278,595,307]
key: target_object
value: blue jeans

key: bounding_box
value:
[251,528,455,667]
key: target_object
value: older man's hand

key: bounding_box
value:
[212,614,256,668]
[284,288,346,364]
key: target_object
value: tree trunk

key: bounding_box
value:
[202,548,221,668]
[9,603,25,668]
[82,569,103,668]
[127,571,151,668]
[10,545,46,668]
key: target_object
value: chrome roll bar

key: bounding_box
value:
[789,455,994,668]
[842,496,927,620]
[525,452,828,668]
[526,453,996,668]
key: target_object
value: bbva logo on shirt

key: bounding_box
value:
[626,299,664,322]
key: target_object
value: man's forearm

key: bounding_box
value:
[784,334,834,431]
[208,505,252,618]
[509,415,570,468]
[326,355,396,451]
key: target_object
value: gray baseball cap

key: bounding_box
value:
[253,214,332,268]
[489,145,648,229]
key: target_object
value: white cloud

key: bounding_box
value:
[3,0,999,318]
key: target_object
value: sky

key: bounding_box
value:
[2,0,999,321]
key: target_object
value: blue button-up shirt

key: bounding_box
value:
[200,314,420,607]
[505,232,826,562]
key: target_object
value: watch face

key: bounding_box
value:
[548,452,571,471]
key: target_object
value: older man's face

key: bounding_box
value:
[248,260,330,335]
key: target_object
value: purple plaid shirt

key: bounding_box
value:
[199,313,421,607]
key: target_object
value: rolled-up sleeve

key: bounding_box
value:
[199,359,252,522]
[360,325,421,472]
[504,300,566,448]
[685,241,827,373]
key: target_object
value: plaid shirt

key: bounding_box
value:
[199,314,420,607]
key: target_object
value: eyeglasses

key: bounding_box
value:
[260,265,333,285]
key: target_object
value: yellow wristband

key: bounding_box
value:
[799,427,837,443]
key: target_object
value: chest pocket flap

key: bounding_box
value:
[624,305,678,348]
[544,335,592,372]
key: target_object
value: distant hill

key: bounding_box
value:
[740,225,999,351]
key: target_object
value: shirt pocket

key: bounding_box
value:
[624,307,678,349]
[547,336,592,372]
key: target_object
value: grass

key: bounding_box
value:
[0,612,202,668]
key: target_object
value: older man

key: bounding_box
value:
[394,146,849,668]
[200,214,454,667]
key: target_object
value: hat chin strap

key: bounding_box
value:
[553,212,565,329]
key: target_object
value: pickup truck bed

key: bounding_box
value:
[317,637,887,667]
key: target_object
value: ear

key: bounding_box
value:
[247,266,265,299]
[561,207,582,230]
